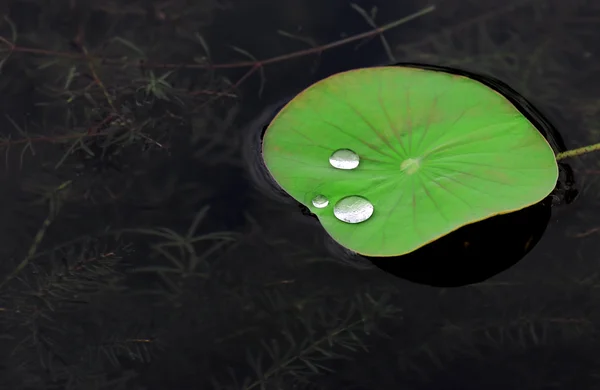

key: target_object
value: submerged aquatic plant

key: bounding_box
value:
[4,0,600,388]
[261,63,598,258]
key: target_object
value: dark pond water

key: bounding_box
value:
[1,1,600,389]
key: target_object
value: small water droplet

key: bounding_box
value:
[329,149,360,170]
[312,195,329,208]
[334,196,373,224]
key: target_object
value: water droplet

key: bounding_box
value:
[329,149,360,170]
[334,196,373,224]
[312,195,329,208]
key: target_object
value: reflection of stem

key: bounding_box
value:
[556,143,600,161]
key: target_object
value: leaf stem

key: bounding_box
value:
[555,142,600,161]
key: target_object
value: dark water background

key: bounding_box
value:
[1,0,600,389]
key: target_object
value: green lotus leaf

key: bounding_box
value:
[261,66,558,257]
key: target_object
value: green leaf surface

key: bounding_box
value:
[262,66,558,256]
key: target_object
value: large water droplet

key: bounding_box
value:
[312,195,329,208]
[329,149,360,170]
[334,196,373,224]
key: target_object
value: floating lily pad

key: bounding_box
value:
[262,65,559,257]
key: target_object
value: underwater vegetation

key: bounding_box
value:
[258,62,587,287]
[2,0,600,389]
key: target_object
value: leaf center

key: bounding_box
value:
[400,157,421,175]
